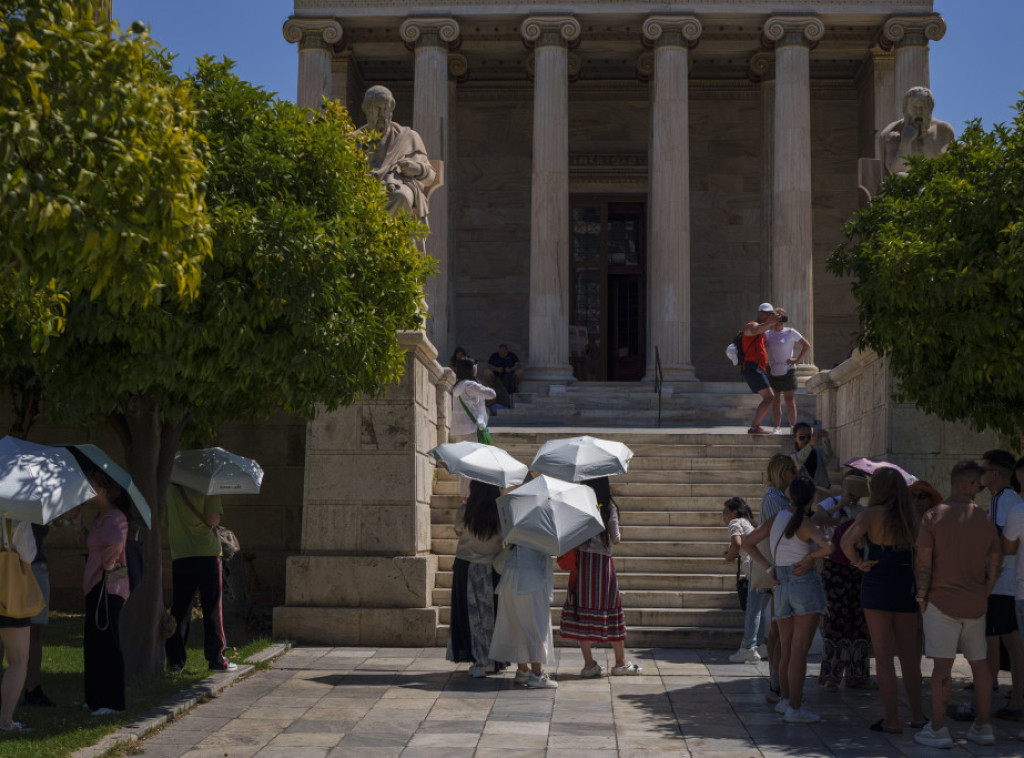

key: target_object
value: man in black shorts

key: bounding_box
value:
[741,303,780,435]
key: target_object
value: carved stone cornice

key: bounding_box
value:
[882,14,946,48]
[400,17,460,50]
[747,51,774,83]
[448,53,469,84]
[521,16,581,49]
[763,16,825,49]
[282,17,343,50]
[641,16,702,50]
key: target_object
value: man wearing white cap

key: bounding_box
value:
[741,303,781,434]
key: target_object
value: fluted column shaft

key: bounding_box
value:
[522,17,580,383]
[884,15,946,117]
[283,19,343,110]
[401,18,459,348]
[765,17,823,375]
[642,17,701,382]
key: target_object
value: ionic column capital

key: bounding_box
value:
[400,17,460,48]
[448,53,470,83]
[642,16,702,48]
[882,14,946,48]
[763,16,824,48]
[521,16,581,48]
[748,51,775,83]
[282,17,343,50]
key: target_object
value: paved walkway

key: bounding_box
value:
[135,646,1024,758]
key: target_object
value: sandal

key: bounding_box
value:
[869,719,902,735]
[611,662,642,676]
[822,680,840,693]
[0,722,30,734]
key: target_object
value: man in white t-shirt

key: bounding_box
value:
[763,307,811,434]
[1000,455,1024,741]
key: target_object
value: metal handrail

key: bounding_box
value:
[653,347,663,427]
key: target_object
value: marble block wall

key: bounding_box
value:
[273,331,456,645]
[806,348,999,492]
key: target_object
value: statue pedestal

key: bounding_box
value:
[273,332,455,645]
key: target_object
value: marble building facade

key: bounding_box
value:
[285,0,943,385]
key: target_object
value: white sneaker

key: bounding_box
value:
[772,427,782,435]
[91,707,123,716]
[782,706,821,724]
[914,722,953,749]
[526,672,557,689]
[774,698,790,715]
[756,644,768,658]
[966,721,995,745]
[581,663,603,678]
[513,668,530,685]
[728,647,761,664]
[467,665,486,678]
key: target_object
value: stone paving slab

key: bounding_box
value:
[133,646,1024,757]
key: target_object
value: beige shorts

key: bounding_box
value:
[923,603,986,661]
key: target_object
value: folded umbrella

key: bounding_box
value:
[427,441,528,488]
[63,444,152,528]
[531,435,634,482]
[0,436,97,525]
[171,447,264,495]
[843,457,917,486]
[496,475,605,555]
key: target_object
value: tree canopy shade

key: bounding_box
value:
[829,97,1024,442]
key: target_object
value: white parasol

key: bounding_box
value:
[495,475,605,555]
[427,441,528,488]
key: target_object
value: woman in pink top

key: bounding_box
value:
[69,467,130,716]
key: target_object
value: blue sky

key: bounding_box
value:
[120,1,1022,132]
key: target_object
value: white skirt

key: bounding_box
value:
[489,562,553,664]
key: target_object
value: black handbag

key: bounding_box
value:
[735,558,749,612]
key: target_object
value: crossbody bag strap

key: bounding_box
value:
[176,484,212,529]
[458,396,479,426]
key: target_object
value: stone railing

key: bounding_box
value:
[805,348,997,488]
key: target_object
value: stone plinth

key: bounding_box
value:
[273,331,455,645]
[806,349,998,489]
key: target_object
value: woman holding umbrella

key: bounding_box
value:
[446,480,506,677]
[559,476,640,676]
[0,516,38,733]
[69,466,130,716]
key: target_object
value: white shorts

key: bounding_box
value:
[923,603,985,661]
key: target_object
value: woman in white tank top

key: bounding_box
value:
[743,476,832,725]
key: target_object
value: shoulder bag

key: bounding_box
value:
[735,558,749,611]
[176,485,241,561]
[0,521,46,619]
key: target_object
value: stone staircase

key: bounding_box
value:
[430,429,790,649]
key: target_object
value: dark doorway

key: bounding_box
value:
[569,198,646,381]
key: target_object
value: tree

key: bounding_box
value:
[829,97,1024,442]
[2,11,433,675]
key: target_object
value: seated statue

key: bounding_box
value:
[878,86,955,179]
[356,85,436,220]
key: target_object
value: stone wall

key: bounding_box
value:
[449,81,861,381]
[806,348,999,491]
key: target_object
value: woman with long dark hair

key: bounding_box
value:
[723,497,764,664]
[450,357,496,502]
[446,480,505,677]
[68,466,131,715]
[841,467,925,733]
[744,476,831,724]
[559,476,640,676]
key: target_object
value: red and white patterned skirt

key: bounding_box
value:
[559,550,626,642]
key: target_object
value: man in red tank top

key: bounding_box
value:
[742,303,780,434]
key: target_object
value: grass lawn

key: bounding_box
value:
[0,612,270,758]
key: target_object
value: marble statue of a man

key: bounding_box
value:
[356,85,436,220]
[879,86,955,178]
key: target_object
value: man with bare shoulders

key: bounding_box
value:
[914,460,1002,748]
[741,303,780,435]
[879,86,955,179]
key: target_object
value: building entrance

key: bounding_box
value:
[570,197,646,381]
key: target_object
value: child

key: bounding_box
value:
[559,477,641,677]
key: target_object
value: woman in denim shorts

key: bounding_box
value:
[744,477,831,724]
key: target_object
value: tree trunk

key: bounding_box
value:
[115,393,184,679]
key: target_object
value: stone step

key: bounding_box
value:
[431,538,729,559]
[434,555,736,574]
[436,604,744,628]
[432,587,738,610]
[611,482,766,497]
[614,494,764,510]
[616,469,764,484]
[431,508,729,527]
[434,570,737,592]
[489,430,787,447]
[430,523,730,541]
[434,624,742,649]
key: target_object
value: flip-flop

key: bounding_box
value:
[869,719,902,734]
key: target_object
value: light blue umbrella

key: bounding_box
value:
[0,436,96,525]
[64,444,152,528]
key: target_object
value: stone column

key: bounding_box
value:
[282,18,343,110]
[400,18,459,350]
[867,47,896,133]
[749,52,775,302]
[521,16,581,385]
[641,16,702,383]
[883,15,946,117]
[764,16,824,376]
[446,54,468,354]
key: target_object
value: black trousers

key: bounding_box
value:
[165,556,228,669]
[84,583,126,711]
